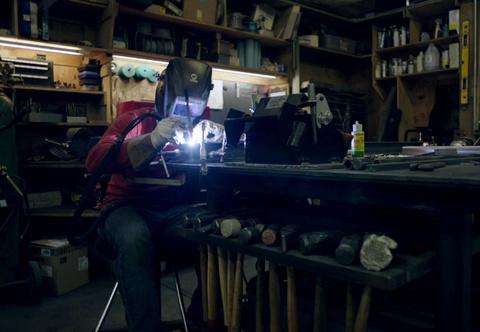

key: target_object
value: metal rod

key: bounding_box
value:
[94,282,119,332]
[174,269,190,332]
[160,155,170,178]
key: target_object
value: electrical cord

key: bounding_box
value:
[68,112,164,245]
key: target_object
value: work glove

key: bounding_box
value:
[150,117,183,149]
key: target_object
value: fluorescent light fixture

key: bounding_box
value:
[212,67,277,79]
[0,37,82,55]
[112,54,169,66]
[112,54,278,79]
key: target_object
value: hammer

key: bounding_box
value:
[238,224,266,245]
[207,245,219,328]
[256,259,266,332]
[269,261,281,332]
[217,247,228,326]
[220,217,259,238]
[262,224,281,246]
[313,275,326,332]
[287,266,298,332]
[230,253,244,332]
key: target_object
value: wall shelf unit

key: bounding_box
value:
[376,35,459,55]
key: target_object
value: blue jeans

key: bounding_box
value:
[101,204,198,332]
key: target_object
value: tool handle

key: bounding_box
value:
[287,266,298,332]
[207,245,219,327]
[269,262,281,332]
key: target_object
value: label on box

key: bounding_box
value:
[0,200,7,207]
[197,9,203,21]
[40,265,53,277]
[41,248,52,257]
[266,96,287,109]
[78,256,89,272]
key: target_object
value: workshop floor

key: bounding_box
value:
[0,258,259,332]
[0,266,199,332]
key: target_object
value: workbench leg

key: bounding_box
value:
[217,247,228,326]
[200,245,208,323]
[269,262,281,332]
[353,286,372,332]
[207,245,219,328]
[345,283,355,332]
[313,275,327,332]
[256,259,265,332]
[437,210,473,332]
[287,266,299,332]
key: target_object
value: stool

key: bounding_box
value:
[94,268,189,332]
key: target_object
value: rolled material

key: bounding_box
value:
[220,217,258,238]
[207,245,219,327]
[360,234,397,271]
[231,253,244,332]
[280,224,301,253]
[200,245,208,322]
[134,65,152,80]
[287,267,298,332]
[117,64,135,79]
[313,275,326,332]
[353,286,372,332]
[268,262,281,332]
[256,259,265,332]
[217,247,229,326]
[298,231,344,255]
[262,224,281,246]
[238,224,266,245]
[335,234,362,265]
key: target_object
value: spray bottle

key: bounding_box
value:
[351,121,365,159]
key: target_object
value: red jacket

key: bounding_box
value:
[86,107,168,207]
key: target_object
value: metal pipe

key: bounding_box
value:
[94,282,119,332]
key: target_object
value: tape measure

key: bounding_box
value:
[461,20,469,105]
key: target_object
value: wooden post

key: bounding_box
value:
[287,266,299,332]
[230,253,244,332]
[217,247,229,326]
[207,245,219,327]
[256,259,265,332]
[354,286,372,332]
[269,262,281,332]
[313,275,327,332]
[199,245,208,322]
[345,283,355,332]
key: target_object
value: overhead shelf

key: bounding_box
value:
[112,48,287,78]
[117,5,289,48]
[300,44,371,60]
[375,67,458,82]
[21,161,86,169]
[30,206,100,218]
[0,84,104,95]
[376,35,459,56]
[406,0,457,18]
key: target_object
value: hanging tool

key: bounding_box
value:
[461,20,470,105]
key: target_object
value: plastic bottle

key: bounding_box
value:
[424,43,440,71]
[416,51,424,72]
[351,121,365,159]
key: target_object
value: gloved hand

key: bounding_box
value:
[150,117,183,149]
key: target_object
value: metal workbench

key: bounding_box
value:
[170,161,480,332]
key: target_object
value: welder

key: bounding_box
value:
[85,58,212,332]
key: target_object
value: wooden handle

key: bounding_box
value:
[207,244,219,327]
[199,245,208,322]
[217,247,229,326]
[230,253,244,332]
[256,259,265,332]
[287,266,298,332]
[313,275,326,332]
[354,286,372,332]
[345,283,355,332]
[269,262,281,332]
[227,251,236,328]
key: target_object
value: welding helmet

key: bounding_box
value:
[155,58,212,122]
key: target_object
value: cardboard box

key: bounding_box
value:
[29,238,89,295]
[252,4,276,31]
[299,35,319,48]
[183,0,217,25]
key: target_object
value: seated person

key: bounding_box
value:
[86,58,212,332]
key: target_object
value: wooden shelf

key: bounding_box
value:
[112,48,287,77]
[0,84,104,95]
[17,121,109,127]
[376,35,459,55]
[22,161,86,169]
[30,206,100,218]
[406,0,457,18]
[354,7,405,23]
[300,44,371,60]
[376,67,458,81]
[117,5,289,48]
